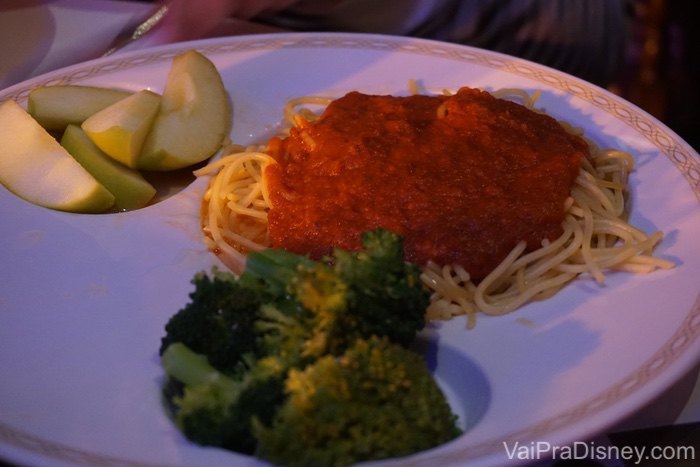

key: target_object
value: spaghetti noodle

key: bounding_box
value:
[196,88,674,328]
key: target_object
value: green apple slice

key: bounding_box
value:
[81,89,162,168]
[0,100,114,213]
[28,85,132,130]
[138,50,232,171]
[61,125,157,211]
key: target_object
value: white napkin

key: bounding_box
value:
[0,0,153,89]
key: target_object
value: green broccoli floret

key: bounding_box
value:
[158,264,319,455]
[254,336,462,467]
[244,228,429,358]
[159,268,262,376]
[238,247,316,299]
[330,229,429,349]
[161,342,287,454]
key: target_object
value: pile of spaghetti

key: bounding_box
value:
[195,86,674,328]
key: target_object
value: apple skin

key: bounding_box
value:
[81,89,162,168]
[0,100,114,213]
[61,125,157,211]
[28,85,132,131]
[137,50,232,171]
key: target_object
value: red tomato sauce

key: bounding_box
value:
[264,88,587,280]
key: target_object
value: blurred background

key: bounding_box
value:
[1,0,696,154]
[613,0,699,151]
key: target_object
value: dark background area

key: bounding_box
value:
[612,0,699,152]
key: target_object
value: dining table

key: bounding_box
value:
[0,1,698,466]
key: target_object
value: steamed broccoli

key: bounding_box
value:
[161,342,287,454]
[244,229,429,357]
[159,269,262,376]
[329,229,429,349]
[159,228,458,464]
[158,270,285,454]
[254,336,461,466]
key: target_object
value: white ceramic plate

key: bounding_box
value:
[1,33,699,467]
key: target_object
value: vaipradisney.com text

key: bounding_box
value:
[503,440,696,465]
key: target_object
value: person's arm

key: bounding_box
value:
[154,0,300,42]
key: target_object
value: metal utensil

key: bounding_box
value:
[102,4,170,56]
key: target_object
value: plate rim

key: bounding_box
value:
[1,31,699,467]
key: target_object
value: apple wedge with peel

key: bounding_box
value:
[138,50,232,171]
[61,125,157,211]
[81,89,162,168]
[0,100,114,213]
[28,85,132,131]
